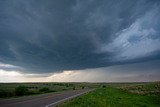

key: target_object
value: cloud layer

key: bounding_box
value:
[0,0,160,73]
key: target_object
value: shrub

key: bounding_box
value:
[15,85,28,96]
[39,87,50,92]
[0,89,15,98]
[102,85,106,88]
[81,86,85,89]
[73,86,76,90]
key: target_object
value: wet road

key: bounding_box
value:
[0,89,93,107]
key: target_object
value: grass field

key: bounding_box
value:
[1,82,159,107]
[0,82,99,98]
[58,82,160,107]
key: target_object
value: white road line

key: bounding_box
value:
[45,89,93,107]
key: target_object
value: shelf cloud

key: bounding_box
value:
[0,0,160,74]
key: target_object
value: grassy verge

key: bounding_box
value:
[58,86,160,107]
[0,82,99,98]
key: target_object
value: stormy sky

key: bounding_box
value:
[0,0,160,82]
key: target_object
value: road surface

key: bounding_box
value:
[0,89,93,107]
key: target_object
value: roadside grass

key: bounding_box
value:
[0,82,99,98]
[58,84,160,107]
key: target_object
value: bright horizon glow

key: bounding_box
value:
[0,61,159,83]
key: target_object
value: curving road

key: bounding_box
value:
[0,89,93,107]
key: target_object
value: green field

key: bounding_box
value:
[0,82,99,98]
[1,82,160,107]
[58,82,160,107]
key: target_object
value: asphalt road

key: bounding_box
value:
[0,89,93,107]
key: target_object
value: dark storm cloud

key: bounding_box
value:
[0,0,160,73]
